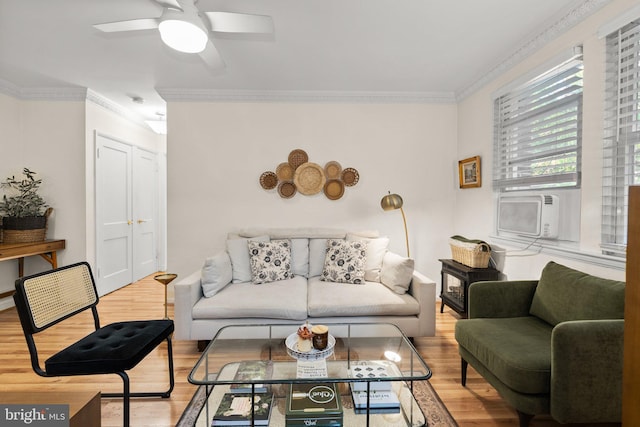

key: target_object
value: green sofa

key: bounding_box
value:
[454,261,625,426]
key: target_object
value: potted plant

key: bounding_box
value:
[0,168,51,243]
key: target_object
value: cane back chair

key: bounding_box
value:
[13,261,175,427]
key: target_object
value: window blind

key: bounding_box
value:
[493,60,583,191]
[602,20,640,256]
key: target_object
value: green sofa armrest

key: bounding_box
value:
[551,319,624,423]
[468,280,538,319]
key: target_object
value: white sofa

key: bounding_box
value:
[173,228,437,343]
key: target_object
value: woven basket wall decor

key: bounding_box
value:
[259,150,359,200]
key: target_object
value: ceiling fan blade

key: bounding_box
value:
[153,0,183,11]
[199,40,225,70]
[204,12,274,34]
[93,18,159,33]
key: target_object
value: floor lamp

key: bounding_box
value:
[380,192,410,257]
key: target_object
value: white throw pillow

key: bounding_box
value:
[321,239,367,284]
[380,252,415,294]
[201,252,233,298]
[248,240,294,284]
[227,235,270,283]
[346,234,389,282]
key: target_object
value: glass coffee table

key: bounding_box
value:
[188,323,431,426]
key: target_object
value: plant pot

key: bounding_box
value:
[1,216,47,244]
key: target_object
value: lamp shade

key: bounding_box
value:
[381,193,403,211]
[380,192,410,257]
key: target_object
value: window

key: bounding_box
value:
[602,20,640,256]
[493,58,583,191]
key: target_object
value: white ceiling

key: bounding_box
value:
[0,0,601,123]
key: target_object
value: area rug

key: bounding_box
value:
[176,380,458,427]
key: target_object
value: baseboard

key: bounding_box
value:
[0,296,15,312]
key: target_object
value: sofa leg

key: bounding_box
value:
[197,340,210,352]
[516,410,534,427]
[461,358,468,386]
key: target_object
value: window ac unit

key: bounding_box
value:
[497,194,560,239]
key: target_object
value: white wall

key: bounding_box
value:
[167,102,458,285]
[0,93,24,301]
[0,94,87,306]
[455,0,637,281]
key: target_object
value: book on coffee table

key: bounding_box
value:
[229,360,273,393]
[211,392,273,426]
[285,383,343,427]
[350,385,400,411]
[349,360,398,391]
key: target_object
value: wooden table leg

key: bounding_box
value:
[50,250,58,268]
[17,251,58,278]
[39,251,58,269]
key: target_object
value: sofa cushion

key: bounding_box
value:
[322,239,367,284]
[201,252,233,298]
[290,238,310,277]
[307,276,420,317]
[227,235,270,283]
[192,276,308,320]
[529,262,625,326]
[455,316,552,394]
[248,240,293,284]
[380,252,414,294]
[346,234,389,282]
[309,238,328,277]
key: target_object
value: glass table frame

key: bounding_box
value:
[188,323,432,427]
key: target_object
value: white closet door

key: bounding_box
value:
[96,135,133,295]
[95,136,159,295]
[133,147,158,280]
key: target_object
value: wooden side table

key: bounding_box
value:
[0,239,66,299]
[439,258,500,316]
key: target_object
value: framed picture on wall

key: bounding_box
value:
[458,156,481,189]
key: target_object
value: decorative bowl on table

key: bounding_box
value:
[285,333,336,361]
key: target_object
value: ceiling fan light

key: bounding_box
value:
[158,19,207,53]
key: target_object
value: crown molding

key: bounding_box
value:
[0,77,21,98]
[0,79,87,101]
[86,90,157,132]
[0,83,152,131]
[156,88,457,104]
[18,87,88,101]
[86,89,139,120]
[456,0,611,101]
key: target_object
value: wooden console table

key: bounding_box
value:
[0,239,66,298]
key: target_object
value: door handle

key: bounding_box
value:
[127,220,133,225]
[137,219,147,224]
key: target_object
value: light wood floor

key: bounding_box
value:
[0,274,619,427]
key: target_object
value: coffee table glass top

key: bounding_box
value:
[188,323,431,386]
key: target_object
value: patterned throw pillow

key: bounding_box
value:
[248,240,294,284]
[321,239,367,284]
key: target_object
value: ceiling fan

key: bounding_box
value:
[93,0,274,70]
